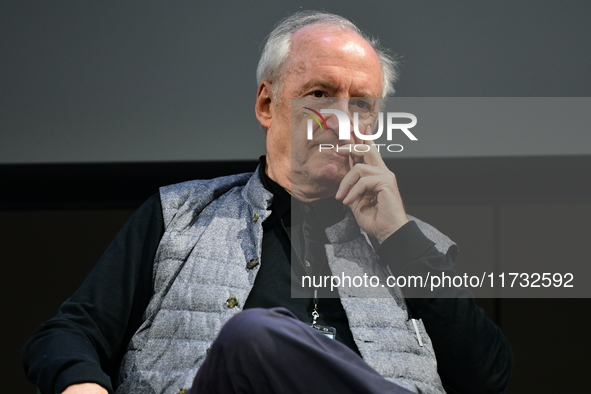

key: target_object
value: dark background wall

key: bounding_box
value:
[2,1,590,393]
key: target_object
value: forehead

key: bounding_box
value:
[286,25,382,96]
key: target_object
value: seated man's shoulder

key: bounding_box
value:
[161,172,254,198]
[159,172,255,220]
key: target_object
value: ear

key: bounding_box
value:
[255,81,273,129]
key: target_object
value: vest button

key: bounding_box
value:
[303,204,310,213]
[177,389,187,394]
[247,258,259,269]
[226,296,238,308]
[253,212,259,223]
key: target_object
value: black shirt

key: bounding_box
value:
[243,160,360,353]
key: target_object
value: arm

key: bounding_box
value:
[335,143,511,393]
[378,221,512,394]
[21,193,164,394]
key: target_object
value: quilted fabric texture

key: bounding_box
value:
[116,169,449,394]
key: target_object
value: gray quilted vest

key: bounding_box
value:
[116,169,451,394]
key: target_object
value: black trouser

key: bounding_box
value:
[190,307,412,394]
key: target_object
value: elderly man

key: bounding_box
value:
[22,11,512,394]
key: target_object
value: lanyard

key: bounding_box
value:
[271,205,323,323]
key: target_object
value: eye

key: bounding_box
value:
[357,100,369,109]
[310,90,327,98]
[350,99,372,113]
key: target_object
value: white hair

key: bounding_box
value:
[256,10,399,100]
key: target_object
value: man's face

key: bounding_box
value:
[259,25,383,201]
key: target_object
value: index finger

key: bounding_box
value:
[359,125,388,170]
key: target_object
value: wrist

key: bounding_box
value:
[376,217,409,243]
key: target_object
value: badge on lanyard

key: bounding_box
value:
[310,301,336,340]
[311,322,337,339]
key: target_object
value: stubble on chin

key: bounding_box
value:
[290,158,349,201]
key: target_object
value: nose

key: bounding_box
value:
[322,98,356,142]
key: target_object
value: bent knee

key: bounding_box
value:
[215,307,296,351]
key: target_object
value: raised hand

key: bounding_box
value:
[334,140,408,243]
